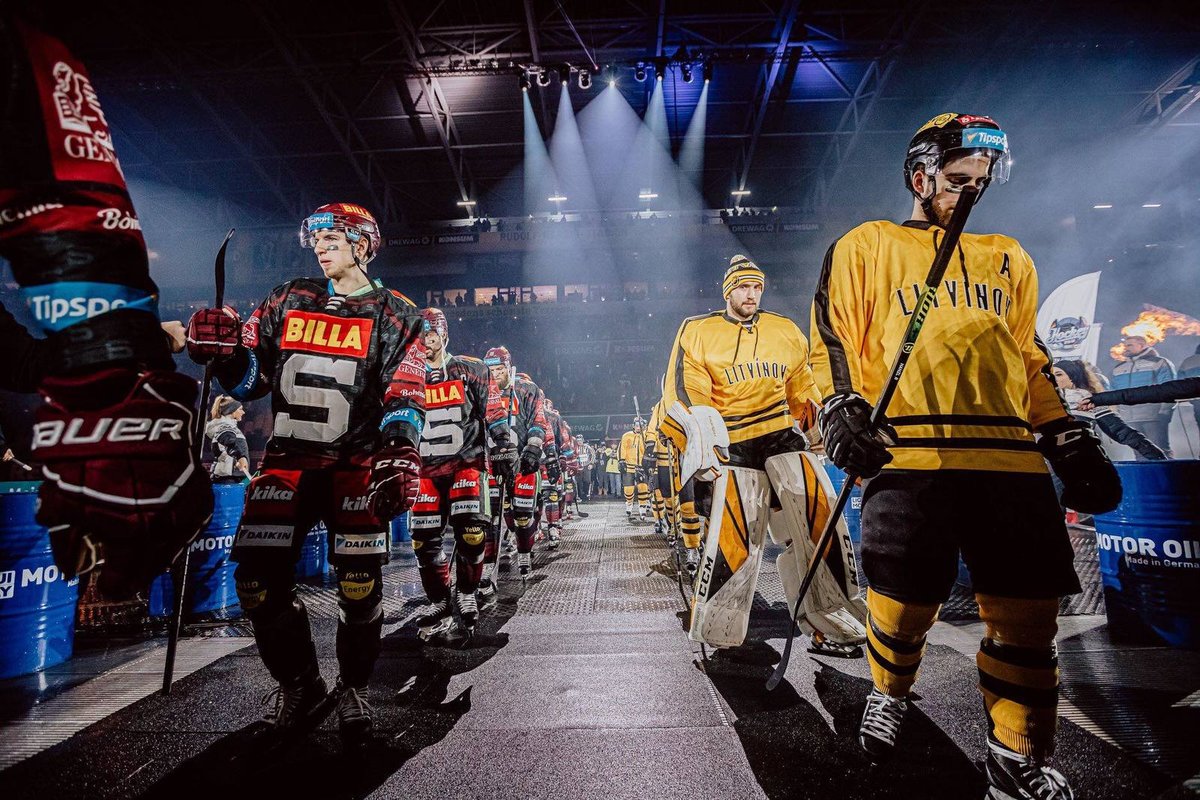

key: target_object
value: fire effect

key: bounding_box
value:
[1110,304,1200,360]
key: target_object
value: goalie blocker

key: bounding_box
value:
[672,403,866,650]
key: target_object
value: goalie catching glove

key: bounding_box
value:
[817,393,897,479]
[1036,417,1121,514]
[367,441,421,522]
[665,402,729,483]
[31,368,214,598]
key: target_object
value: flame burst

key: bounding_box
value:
[1110,304,1200,360]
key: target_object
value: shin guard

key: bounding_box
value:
[689,466,770,648]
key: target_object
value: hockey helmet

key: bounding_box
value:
[904,114,1011,197]
[421,307,449,342]
[300,203,382,263]
[484,345,512,370]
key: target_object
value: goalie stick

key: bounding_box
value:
[766,186,980,691]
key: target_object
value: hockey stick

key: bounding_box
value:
[163,228,233,695]
[766,188,979,691]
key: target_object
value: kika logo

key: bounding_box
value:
[426,380,466,409]
[341,495,369,512]
[251,485,294,502]
[962,129,1007,149]
[33,417,183,449]
[281,310,373,358]
[452,477,478,490]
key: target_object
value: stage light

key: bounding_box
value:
[681,63,694,83]
[654,60,665,81]
[548,194,567,203]
[1142,203,1161,208]
[731,189,751,197]
[520,72,531,92]
[634,64,647,82]
[638,191,658,201]
[558,64,571,86]
[1092,204,1112,209]
[578,70,592,89]
[703,62,714,84]
[537,69,552,87]
[457,200,476,207]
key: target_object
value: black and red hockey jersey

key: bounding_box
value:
[215,278,426,463]
[502,374,548,451]
[421,353,510,478]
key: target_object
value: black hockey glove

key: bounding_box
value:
[1037,417,1122,514]
[817,392,897,479]
[490,443,518,482]
[519,443,543,476]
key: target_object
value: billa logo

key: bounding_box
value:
[281,310,372,357]
[426,380,466,409]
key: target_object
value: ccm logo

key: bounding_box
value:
[33,417,183,448]
[375,458,414,469]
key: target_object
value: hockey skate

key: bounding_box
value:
[985,736,1074,799]
[653,520,664,536]
[263,671,332,733]
[457,589,479,637]
[684,547,700,579]
[517,551,532,581]
[547,525,561,549]
[807,630,864,659]
[417,599,456,641]
[498,536,516,571]
[858,687,909,763]
[477,578,498,610]
[335,681,374,748]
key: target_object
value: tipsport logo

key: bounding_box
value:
[961,128,1007,151]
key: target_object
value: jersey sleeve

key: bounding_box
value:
[1007,247,1070,431]
[523,385,548,448]
[810,235,871,400]
[476,360,511,442]
[215,284,285,402]
[660,319,714,449]
[785,323,821,430]
[378,302,427,448]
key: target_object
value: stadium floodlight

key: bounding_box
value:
[681,63,694,83]
[634,64,647,82]
[638,191,658,201]
[536,69,552,87]
[457,200,476,207]
[731,189,751,197]
[578,70,592,89]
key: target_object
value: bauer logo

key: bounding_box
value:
[33,417,184,449]
[0,570,14,600]
[281,310,373,358]
[961,129,1007,150]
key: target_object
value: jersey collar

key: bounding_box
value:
[327,277,383,297]
[723,310,760,327]
[902,219,939,231]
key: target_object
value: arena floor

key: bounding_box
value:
[0,499,1195,799]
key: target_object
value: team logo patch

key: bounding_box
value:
[281,310,372,358]
[916,112,957,133]
[426,380,466,409]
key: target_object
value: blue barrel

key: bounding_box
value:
[0,482,80,679]
[1094,461,1200,649]
[148,483,244,619]
[823,465,863,545]
[391,513,411,546]
[296,523,327,580]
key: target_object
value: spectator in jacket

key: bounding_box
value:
[205,395,250,483]
[1108,335,1175,455]
[1052,360,1165,461]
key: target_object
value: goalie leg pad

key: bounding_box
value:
[689,466,771,648]
[766,452,867,645]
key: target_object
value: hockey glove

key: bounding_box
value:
[1037,417,1122,514]
[519,443,543,476]
[32,368,214,599]
[490,443,518,482]
[817,393,897,479]
[186,306,241,363]
[368,442,421,522]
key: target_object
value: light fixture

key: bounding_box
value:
[457,200,476,207]
[703,62,714,84]
[638,191,658,201]
[536,69,552,87]
[519,72,531,92]
[731,189,751,197]
[578,70,592,89]
[634,63,647,82]
[1092,204,1112,209]
[558,64,571,86]
[1142,203,1161,208]
[654,60,666,81]
[681,63,694,83]
[548,194,567,203]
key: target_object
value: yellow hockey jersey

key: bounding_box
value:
[619,429,646,465]
[661,310,820,447]
[809,219,1069,473]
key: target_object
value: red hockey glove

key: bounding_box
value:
[817,392,897,479]
[186,306,241,363]
[1037,417,1122,514]
[368,442,421,521]
[32,368,214,598]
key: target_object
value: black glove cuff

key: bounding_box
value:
[46,309,172,376]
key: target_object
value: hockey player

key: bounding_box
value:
[186,203,427,745]
[618,417,650,521]
[643,400,669,536]
[1,14,213,597]
[810,113,1120,796]
[662,255,865,657]
[538,396,571,547]
[483,348,548,578]
[410,308,512,640]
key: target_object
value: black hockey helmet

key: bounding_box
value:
[904,113,1011,199]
